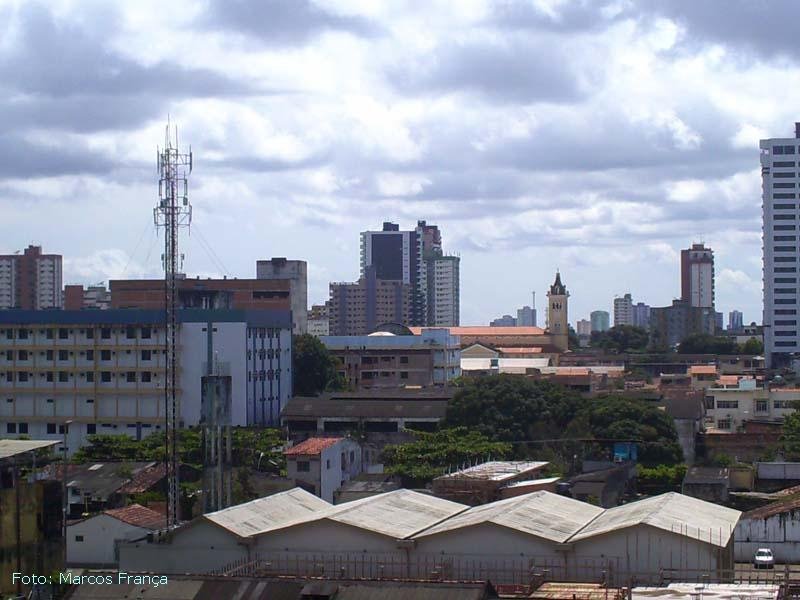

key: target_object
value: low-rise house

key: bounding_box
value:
[285,437,362,503]
[67,503,164,566]
[689,364,718,389]
[735,497,800,562]
[681,467,730,503]
[705,378,798,431]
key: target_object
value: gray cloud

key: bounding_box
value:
[388,38,586,102]
[490,0,626,32]
[201,0,379,45]
[0,135,115,178]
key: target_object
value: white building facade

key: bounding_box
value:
[0,308,292,453]
[762,125,800,368]
[614,294,633,327]
[705,378,799,431]
[285,437,363,503]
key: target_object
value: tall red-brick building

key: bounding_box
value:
[0,245,62,309]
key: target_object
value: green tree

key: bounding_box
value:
[582,395,684,466]
[382,428,512,487]
[292,334,346,396]
[781,410,800,460]
[444,375,585,442]
[740,337,764,355]
[678,333,737,354]
[568,325,581,350]
[590,325,649,353]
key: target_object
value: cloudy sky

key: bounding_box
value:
[1,0,794,326]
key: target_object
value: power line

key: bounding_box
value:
[121,217,155,278]
[192,223,231,277]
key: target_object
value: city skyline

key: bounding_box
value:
[0,1,787,324]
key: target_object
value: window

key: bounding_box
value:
[400,356,409,364]
[101,372,111,383]
[101,328,111,339]
[18,372,28,382]
[86,372,94,382]
[45,371,53,382]
[46,398,53,404]
[776,257,797,262]
[58,372,69,383]
[46,350,53,361]
[773,172,796,178]
[775,400,793,409]
[87,424,96,435]
[716,400,738,409]
[18,350,27,361]
[86,398,94,403]
[86,350,94,361]
[5,372,12,382]
[296,461,310,472]
[775,330,796,336]
[58,425,65,434]
[774,145,786,155]
[47,423,56,434]
[775,193,796,199]
[141,372,151,383]
[400,371,409,379]
[126,372,136,383]
[58,328,69,340]
[326,459,331,469]
[775,236,797,241]
[755,400,769,413]
[775,161,796,167]
[18,329,28,340]
[787,146,797,154]
[75,536,84,543]
[774,183,796,188]
[776,309,798,314]
[85,328,94,339]
[717,418,732,430]
[101,350,111,361]
[141,350,151,361]
[45,329,53,340]
[775,288,796,294]
[18,423,27,434]
[775,247,796,253]
[6,423,16,433]
[775,225,797,230]
[776,267,798,272]
[775,213,797,219]
[141,327,151,339]
[777,341,797,347]
[126,327,136,339]
[4,350,10,361]
[775,204,797,209]
[58,350,69,361]
[776,277,798,283]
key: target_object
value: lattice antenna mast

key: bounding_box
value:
[154,122,192,528]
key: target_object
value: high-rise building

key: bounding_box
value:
[360,221,459,327]
[0,245,62,310]
[681,243,715,308]
[576,319,592,336]
[613,293,633,327]
[307,303,330,337]
[517,305,535,327]
[546,272,569,352]
[590,310,610,333]
[728,310,744,332]
[762,124,800,367]
[329,266,412,335]
[632,302,651,330]
[256,258,308,334]
[490,314,517,327]
[650,300,716,349]
[715,311,724,333]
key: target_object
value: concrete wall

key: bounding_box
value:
[67,515,149,566]
[735,510,800,563]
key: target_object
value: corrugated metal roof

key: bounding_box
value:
[570,492,741,547]
[332,581,493,600]
[742,496,800,520]
[203,488,331,538]
[325,489,468,539]
[413,491,603,543]
[0,439,59,459]
[435,461,549,482]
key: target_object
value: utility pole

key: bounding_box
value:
[62,420,72,567]
[154,122,192,528]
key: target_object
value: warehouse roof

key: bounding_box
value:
[282,396,448,420]
[203,488,330,538]
[570,492,740,547]
[322,489,468,540]
[0,439,59,460]
[413,491,603,543]
[103,504,165,530]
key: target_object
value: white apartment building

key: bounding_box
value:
[681,244,714,309]
[613,294,633,327]
[762,124,800,368]
[256,258,308,334]
[429,255,460,327]
[705,377,798,431]
[0,309,292,453]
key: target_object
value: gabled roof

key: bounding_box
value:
[323,489,468,539]
[743,496,800,520]
[413,491,603,543]
[284,437,343,456]
[203,488,331,538]
[569,492,740,547]
[103,504,165,530]
[0,439,59,460]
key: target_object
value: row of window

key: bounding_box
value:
[4,327,154,340]
[714,399,793,410]
[3,371,156,382]
[247,328,282,339]
[247,349,283,360]
[247,370,283,381]
[773,145,798,155]
[3,349,159,361]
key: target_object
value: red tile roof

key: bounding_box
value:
[284,437,343,456]
[104,503,165,530]
[689,365,717,375]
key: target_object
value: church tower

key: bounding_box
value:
[547,271,569,352]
